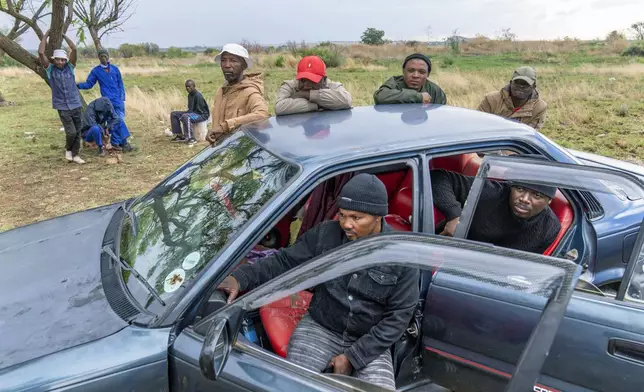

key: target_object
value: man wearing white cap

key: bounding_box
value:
[38,30,85,164]
[477,66,547,130]
[206,44,270,145]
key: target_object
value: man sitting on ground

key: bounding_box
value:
[170,80,210,145]
[206,44,270,145]
[81,97,120,156]
[374,53,446,105]
[431,168,561,254]
[274,55,352,115]
[477,66,547,130]
[218,174,419,391]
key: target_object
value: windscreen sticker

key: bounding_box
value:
[164,268,186,293]
[182,252,200,270]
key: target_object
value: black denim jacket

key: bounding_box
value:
[232,220,419,370]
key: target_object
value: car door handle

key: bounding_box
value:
[608,338,644,365]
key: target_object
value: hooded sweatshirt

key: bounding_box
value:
[81,97,119,135]
[211,72,270,135]
[477,85,547,130]
[373,75,447,105]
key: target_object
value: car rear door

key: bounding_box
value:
[422,156,644,392]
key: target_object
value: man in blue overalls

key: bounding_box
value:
[38,30,85,164]
[77,49,133,152]
[81,97,120,156]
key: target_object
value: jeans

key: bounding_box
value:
[58,107,82,156]
[171,111,206,140]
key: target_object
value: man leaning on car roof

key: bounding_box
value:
[206,43,270,145]
[274,55,352,116]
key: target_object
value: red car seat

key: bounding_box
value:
[259,291,313,358]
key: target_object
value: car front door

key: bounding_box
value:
[168,231,579,392]
[422,156,644,392]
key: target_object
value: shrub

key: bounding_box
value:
[203,47,219,56]
[405,40,420,47]
[299,45,345,68]
[119,43,147,58]
[274,55,285,67]
[622,41,644,57]
[166,47,184,58]
[441,56,455,68]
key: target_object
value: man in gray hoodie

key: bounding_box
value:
[274,56,352,116]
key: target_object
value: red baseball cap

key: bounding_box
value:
[296,56,327,83]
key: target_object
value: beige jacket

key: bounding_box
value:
[477,85,547,130]
[211,72,270,134]
[274,79,352,116]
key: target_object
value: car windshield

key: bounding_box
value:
[119,133,298,312]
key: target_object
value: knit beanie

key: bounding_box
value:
[97,49,109,57]
[337,173,389,216]
[403,53,432,74]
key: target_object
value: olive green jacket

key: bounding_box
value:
[374,76,447,105]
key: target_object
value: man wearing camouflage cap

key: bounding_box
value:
[477,66,547,130]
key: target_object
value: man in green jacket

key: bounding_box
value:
[374,53,447,105]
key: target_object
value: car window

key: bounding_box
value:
[118,133,299,313]
[196,233,580,392]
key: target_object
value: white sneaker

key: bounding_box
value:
[72,156,86,164]
[65,151,73,162]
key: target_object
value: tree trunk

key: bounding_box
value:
[0,91,5,103]
[47,0,68,55]
[89,29,103,51]
[0,35,48,82]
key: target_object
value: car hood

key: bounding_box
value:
[569,149,644,182]
[0,204,128,370]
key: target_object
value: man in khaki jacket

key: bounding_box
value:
[274,56,352,116]
[206,44,270,144]
[477,66,547,130]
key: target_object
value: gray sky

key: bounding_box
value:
[4,0,643,49]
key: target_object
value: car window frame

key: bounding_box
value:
[159,153,424,327]
[458,155,644,309]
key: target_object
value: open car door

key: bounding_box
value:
[169,226,580,391]
[422,155,644,392]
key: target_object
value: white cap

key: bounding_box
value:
[215,43,252,68]
[51,49,68,60]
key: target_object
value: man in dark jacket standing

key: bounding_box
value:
[218,174,419,390]
[38,30,84,164]
[81,97,120,156]
[170,80,210,145]
[431,169,561,254]
[374,53,447,105]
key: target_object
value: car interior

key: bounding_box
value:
[192,149,581,388]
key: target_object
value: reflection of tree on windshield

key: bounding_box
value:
[120,135,296,308]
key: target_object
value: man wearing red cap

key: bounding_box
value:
[274,56,352,116]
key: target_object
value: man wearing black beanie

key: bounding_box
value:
[430,169,561,254]
[374,53,447,105]
[218,173,419,390]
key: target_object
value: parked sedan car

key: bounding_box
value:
[1,105,644,392]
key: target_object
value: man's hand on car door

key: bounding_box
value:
[217,276,240,304]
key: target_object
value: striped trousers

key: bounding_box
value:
[286,313,396,390]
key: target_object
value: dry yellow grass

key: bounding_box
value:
[126,86,186,124]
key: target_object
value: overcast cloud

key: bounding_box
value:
[3,0,643,49]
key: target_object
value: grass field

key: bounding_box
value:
[1,44,643,231]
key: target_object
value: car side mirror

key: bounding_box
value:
[199,318,231,380]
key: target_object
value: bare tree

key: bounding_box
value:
[73,0,134,50]
[0,0,73,82]
[632,22,644,40]
[499,28,517,42]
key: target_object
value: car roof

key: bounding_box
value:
[243,104,539,166]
